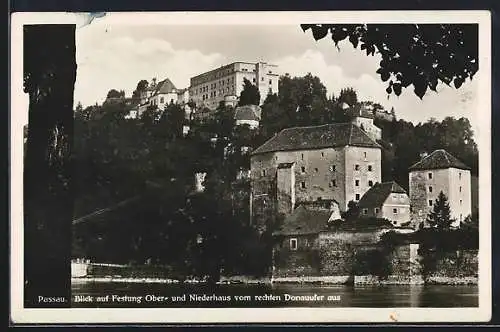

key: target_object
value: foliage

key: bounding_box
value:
[238,78,261,106]
[341,200,360,221]
[132,79,149,99]
[352,247,392,278]
[106,89,125,99]
[301,24,478,99]
[426,191,455,229]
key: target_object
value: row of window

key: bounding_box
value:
[294,164,374,173]
[427,186,463,193]
[197,82,235,95]
[428,199,463,207]
[362,207,401,215]
[427,172,464,180]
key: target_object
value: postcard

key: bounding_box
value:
[10,10,492,324]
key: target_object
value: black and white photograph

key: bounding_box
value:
[10,11,491,323]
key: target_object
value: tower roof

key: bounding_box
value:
[251,123,380,155]
[234,105,261,121]
[408,149,471,171]
[358,181,407,208]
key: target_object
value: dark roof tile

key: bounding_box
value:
[409,149,471,171]
[252,123,380,155]
[358,181,407,208]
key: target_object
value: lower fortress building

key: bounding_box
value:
[250,123,382,230]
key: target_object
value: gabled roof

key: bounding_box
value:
[234,105,261,122]
[358,181,407,209]
[273,205,331,236]
[153,78,177,95]
[409,149,471,171]
[251,123,380,155]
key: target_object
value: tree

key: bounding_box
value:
[106,89,125,99]
[338,87,358,107]
[301,24,478,99]
[426,191,455,229]
[341,200,360,221]
[238,78,260,106]
[132,79,149,99]
[23,24,76,308]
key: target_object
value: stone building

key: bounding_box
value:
[234,105,262,129]
[250,123,382,228]
[408,149,472,228]
[358,181,410,227]
[189,62,279,110]
[349,106,382,142]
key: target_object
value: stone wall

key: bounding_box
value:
[272,230,478,285]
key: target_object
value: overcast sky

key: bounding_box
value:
[18,14,481,136]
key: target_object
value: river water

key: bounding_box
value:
[71,281,478,308]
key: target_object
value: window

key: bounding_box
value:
[460,214,463,222]
[375,208,380,214]
[355,194,360,201]
[368,180,373,187]
[428,172,433,179]
[290,238,298,250]
[459,172,462,180]
[321,152,324,157]
[253,78,256,83]
[368,165,373,172]
[301,182,306,189]
[329,165,336,172]
[459,186,462,193]
[314,168,319,173]
[429,200,433,207]
[262,77,264,81]
[355,180,360,186]
[429,186,433,193]
[460,199,463,205]
[269,79,272,85]
[301,166,306,173]
[363,208,368,215]
[364,152,367,159]
[355,164,360,171]
[262,170,266,176]
[301,153,304,160]
[160,97,164,103]
[330,179,337,187]
[393,208,398,214]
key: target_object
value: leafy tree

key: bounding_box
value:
[301,24,478,99]
[238,78,261,106]
[341,200,360,221]
[106,89,125,99]
[426,191,455,229]
[132,79,149,99]
[338,87,358,107]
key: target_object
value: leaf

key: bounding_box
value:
[349,34,359,48]
[393,83,402,96]
[311,25,329,41]
[413,79,427,99]
[300,24,313,32]
[453,77,464,89]
[386,86,392,94]
[381,71,390,82]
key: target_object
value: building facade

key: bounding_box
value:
[250,123,382,228]
[189,62,279,110]
[408,149,472,228]
[358,181,410,226]
[350,106,382,142]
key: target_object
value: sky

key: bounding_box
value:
[19,13,481,135]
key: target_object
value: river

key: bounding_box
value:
[71,281,478,308]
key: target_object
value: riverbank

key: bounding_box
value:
[72,274,478,286]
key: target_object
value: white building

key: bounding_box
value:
[350,106,382,142]
[408,149,472,228]
[189,62,279,110]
